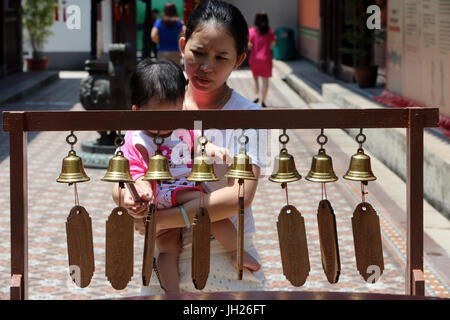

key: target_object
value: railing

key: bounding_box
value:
[2,107,439,300]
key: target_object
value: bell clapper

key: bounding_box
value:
[101,130,137,290]
[58,131,95,288]
[304,129,342,284]
[223,130,256,280]
[269,130,310,286]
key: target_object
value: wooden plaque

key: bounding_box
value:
[142,204,157,286]
[351,202,384,283]
[317,200,341,284]
[191,207,211,290]
[277,205,310,286]
[66,205,95,288]
[105,206,134,290]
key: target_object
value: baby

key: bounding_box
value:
[119,58,260,293]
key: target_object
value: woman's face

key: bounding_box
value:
[180,23,246,93]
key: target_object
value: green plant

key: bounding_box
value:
[22,0,54,59]
[340,0,386,67]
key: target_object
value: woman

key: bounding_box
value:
[151,2,185,65]
[119,0,266,295]
[248,12,276,108]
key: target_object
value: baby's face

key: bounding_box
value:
[132,96,183,136]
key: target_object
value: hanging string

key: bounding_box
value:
[152,181,158,206]
[361,182,368,203]
[118,183,122,207]
[74,183,80,207]
[199,182,206,208]
[284,183,289,205]
[321,182,328,200]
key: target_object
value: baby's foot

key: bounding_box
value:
[231,250,261,272]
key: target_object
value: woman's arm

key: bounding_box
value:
[151,26,159,43]
[156,165,261,231]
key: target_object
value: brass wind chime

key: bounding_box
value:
[141,132,175,287]
[305,129,341,284]
[344,129,384,283]
[269,130,309,287]
[57,131,94,288]
[101,131,135,290]
[187,133,219,290]
[224,131,256,280]
[54,126,385,291]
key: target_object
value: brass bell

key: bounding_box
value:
[187,154,219,182]
[57,150,90,184]
[102,151,134,183]
[225,152,256,180]
[305,149,338,183]
[343,149,376,182]
[269,148,301,183]
[142,150,175,181]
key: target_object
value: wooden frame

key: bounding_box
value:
[2,107,439,300]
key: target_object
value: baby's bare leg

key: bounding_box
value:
[210,218,261,273]
[174,189,200,205]
[155,228,182,293]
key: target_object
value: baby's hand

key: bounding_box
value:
[122,179,153,219]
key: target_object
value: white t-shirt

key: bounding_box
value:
[182,90,265,247]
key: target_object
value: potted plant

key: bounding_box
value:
[22,0,54,71]
[340,0,386,88]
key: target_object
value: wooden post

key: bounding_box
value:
[406,108,425,296]
[9,112,28,300]
[90,0,98,59]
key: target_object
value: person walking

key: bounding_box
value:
[151,2,185,65]
[248,11,276,108]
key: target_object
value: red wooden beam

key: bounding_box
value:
[8,112,28,300]
[406,108,425,296]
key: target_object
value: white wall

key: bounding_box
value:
[226,0,298,37]
[101,0,112,55]
[42,0,91,52]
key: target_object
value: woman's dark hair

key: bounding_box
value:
[130,58,186,108]
[185,0,249,56]
[161,2,179,28]
[254,11,269,34]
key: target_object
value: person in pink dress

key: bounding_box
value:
[248,12,276,108]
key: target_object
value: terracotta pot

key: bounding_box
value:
[354,65,378,88]
[25,57,49,71]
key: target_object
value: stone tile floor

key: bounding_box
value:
[0,71,448,299]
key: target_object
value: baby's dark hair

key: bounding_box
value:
[130,58,186,108]
[185,0,249,56]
